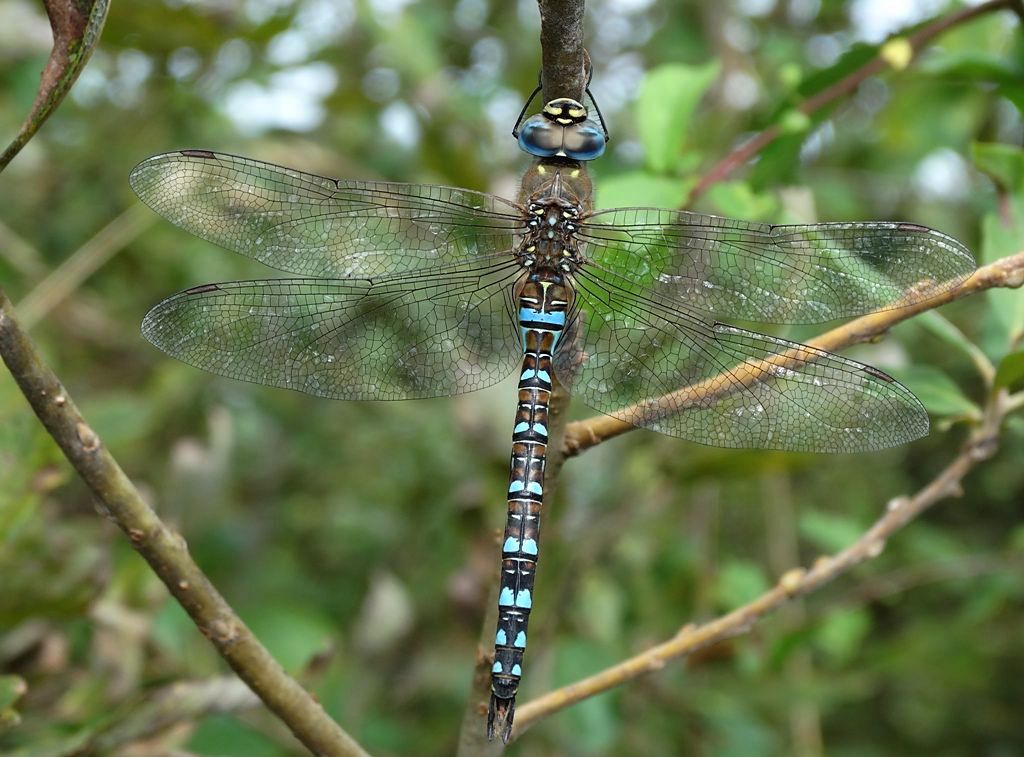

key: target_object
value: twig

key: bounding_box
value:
[685,0,1016,206]
[513,386,1011,735]
[0,218,47,279]
[0,289,368,757]
[16,204,155,329]
[563,250,1024,457]
[87,676,261,753]
[0,0,110,172]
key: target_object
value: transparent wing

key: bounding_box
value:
[555,269,928,452]
[579,208,974,324]
[142,261,524,400]
[129,150,525,278]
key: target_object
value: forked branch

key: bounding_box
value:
[514,383,1015,736]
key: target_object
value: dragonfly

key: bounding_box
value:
[130,89,974,742]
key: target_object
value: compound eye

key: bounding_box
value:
[561,120,607,161]
[518,117,562,158]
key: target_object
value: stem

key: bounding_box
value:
[15,204,155,329]
[538,0,588,102]
[0,289,367,757]
[685,0,1016,207]
[514,388,1009,733]
[563,251,1024,458]
[456,3,589,752]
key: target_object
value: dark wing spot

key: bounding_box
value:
[862,365,895,383]
[184,283,222,295]
[180,149,218,159]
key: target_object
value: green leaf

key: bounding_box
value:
[189,714,279,757]
[913,310,978,356]
[889,366,980,418]
[555,640,621,750]
[594,172,692,211]
[980,199,1024,354]
[799,511,864,553]
[247,605,336,671]
[714,560,769,608]
[0,676,25,711]
[1009,525,1024,552]
[575,573,624,643]
[971,142,1024,193]
[815,608,871,664]
[924,52,1024,88]
[704,181,779,221]
[637,62,720,174]
[904,311,994,382]
[994,351,1024,390]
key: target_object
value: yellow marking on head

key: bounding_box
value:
[536,164,547,174]
[570,168,580,178]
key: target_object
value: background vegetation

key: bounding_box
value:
[1,0,1022,754]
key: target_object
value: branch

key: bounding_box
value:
[0,0,110,172]
[15,204,155,329]
[686,0,1017,206]
[0,290,368,757]
[86,676,260,753]
[538,0,588,102]
[563,250,1024,458]
[456,1,588,752]
[513,385,1013,736]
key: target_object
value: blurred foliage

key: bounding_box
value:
[1,0,1023,755]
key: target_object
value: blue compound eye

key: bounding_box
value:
[562,121,606,161]
[518,117,562,158]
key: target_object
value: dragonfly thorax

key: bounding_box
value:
[519,198,582,272]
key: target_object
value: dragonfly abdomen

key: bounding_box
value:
[488,270,568,742]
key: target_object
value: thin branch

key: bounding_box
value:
[685,0,1016,207]
[563,250,1024,458]
[0,218,47,279]
[513,386,1011,736]
[0,0,110,172]
[16,204,155,329]
[0,289,368,757]
[87,676,261,753]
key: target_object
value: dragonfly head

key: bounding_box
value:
[517,98,607,162]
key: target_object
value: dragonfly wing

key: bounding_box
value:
[579,208,974,324]
[142,261,523,400]
[555,269,928,452]
[130,150,524,277]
